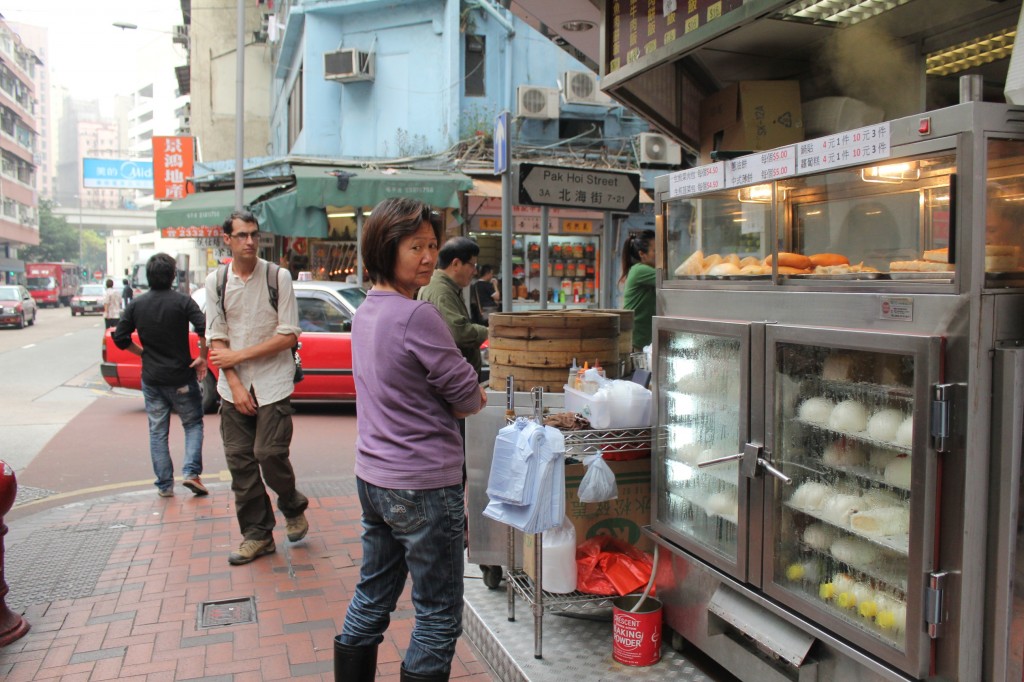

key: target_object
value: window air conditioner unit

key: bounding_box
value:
[639,132,682,166]
[516,86,559,120]
[324,48,374,83]
[561,71,610,105]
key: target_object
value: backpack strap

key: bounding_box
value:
[218,261,281,317]
[266,262,279,312]
[217,264,229,317]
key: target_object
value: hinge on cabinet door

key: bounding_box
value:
[924,571,949,639]
[930,384,954,452]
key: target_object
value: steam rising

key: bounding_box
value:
[824,25,920,118]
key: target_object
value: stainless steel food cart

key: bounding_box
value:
[649,101,1024,681]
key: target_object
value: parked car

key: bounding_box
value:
[0,285,37,328]
[101,280,366,412]
[71,283,106,316]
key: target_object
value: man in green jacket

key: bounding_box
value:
[417,236,488,379]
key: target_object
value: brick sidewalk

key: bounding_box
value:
[0,481,496,681]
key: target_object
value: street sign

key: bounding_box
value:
[518,163,640,212]
[494,112,509,175]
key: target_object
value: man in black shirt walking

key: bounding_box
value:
[113,253,209,498]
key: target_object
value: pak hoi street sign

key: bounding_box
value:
[518,163,640,212]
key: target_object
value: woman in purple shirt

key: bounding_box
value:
[336,198,486,682]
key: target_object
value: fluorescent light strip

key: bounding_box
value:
[926,28,1016,77]
[778,0,912,26]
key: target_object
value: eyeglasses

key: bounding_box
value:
[466,260,479,270]
[230,230,260,241]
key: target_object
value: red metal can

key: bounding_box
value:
[612,594,662,666]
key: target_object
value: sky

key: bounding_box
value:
[2,0,185,102]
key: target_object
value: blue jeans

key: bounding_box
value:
[340,478,465,676]
[141,378,204,492]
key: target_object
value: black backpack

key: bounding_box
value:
[216,262,303,383]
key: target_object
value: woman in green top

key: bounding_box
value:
[620,229,657,352]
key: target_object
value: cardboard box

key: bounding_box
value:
[523,457,652,581]
[700,80,803,163]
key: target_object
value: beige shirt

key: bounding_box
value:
[205,259,302,405]
[103,287,122,319]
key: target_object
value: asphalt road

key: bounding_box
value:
[0,305,359,521]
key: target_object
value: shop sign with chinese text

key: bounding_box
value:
[153,136,195,200]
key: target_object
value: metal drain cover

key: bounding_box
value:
[198,596,257,628]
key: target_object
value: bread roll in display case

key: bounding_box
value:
[649,102,1024,681]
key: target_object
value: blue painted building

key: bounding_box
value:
[261,0,670,306]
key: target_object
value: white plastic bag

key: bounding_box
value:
[578,454,618,503]
[542,516,577,593]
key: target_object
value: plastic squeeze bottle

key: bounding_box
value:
[567,358,579,391]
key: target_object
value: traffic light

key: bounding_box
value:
[81,267,88,278]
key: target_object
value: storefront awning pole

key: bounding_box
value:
[539,205,549,309]
[501,168,513,311]
[601,211,612,308]
[356,209,364,288]
[234,0,245,211]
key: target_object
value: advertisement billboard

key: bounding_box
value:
[82,158,154,189]
[153,136,195,200]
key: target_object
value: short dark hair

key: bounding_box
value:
[479,264,494,277]
[437,236,479,269]
[105,278,114,288]
[122,278,130,286]
[146,253,177,290]
[361,198,442,285]
[222,209,258,235]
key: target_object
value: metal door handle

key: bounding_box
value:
[757,458,792,485]
[697,453,745,468]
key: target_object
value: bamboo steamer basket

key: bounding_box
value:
[488,311,620,393]
[571,309,634,375]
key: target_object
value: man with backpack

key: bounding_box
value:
[206,209,310,566]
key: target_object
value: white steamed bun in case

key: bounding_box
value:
[895,415,913,447]
[789,481,831,510]
[822,493,863,526]
[867,409,904,442]
[798,397,834,424]
[802,523,836,551]
[830,536,880,566]
[822,441,867,468]
[869,448,897,471]
[884,456,912,490]
[829,400,869,433]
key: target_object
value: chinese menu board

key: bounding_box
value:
[605,0,744,73]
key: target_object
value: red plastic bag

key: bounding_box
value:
[575,536,654,596]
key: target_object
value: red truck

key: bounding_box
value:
[26,262,80,308]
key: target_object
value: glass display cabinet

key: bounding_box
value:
[648,102,1024,681]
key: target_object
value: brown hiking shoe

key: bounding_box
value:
[285,513,309,542]
[228,538,276,565]
[183,476,208,496]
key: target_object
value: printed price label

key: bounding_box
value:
[879,296,913,322]
[797,122,891,174]
[725,146,796,188]
[668,162,724,198]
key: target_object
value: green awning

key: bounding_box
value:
[155,187,272,230]
[252,191,329,238]
[291,165,473,211]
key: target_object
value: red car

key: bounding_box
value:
[0,285,37,328]
[101,281,365,412]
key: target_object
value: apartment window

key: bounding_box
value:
[287,65,303,151]
[465,35,485,97]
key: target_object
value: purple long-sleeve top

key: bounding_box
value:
[352,289,482,489]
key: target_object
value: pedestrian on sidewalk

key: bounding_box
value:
[112,253,208,498]
[206,209,309,566]
[122,277,134,309]
[335,198,486,682]
[103,278,122,329]
[416,236,488,380]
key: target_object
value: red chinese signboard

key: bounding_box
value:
[153,136,195,200]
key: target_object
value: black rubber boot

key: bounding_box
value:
[399,664,450,681]
[334,636,378,682]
